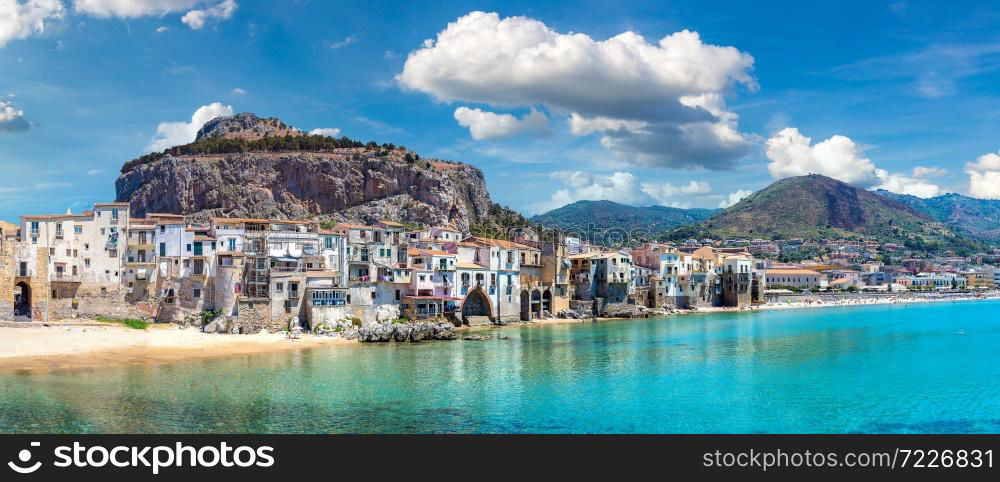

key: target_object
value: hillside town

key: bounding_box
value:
[1,202,998,334]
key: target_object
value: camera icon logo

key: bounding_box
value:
[7,442,42,474]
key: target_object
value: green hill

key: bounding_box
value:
[664,174,983,253]
[530,200,717,243]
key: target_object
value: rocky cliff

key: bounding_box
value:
[115,113,492,231]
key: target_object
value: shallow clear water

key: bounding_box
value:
[2,300,999,433]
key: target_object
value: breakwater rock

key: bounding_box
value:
[318,321,457,342]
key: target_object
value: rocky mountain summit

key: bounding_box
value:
[195,112,304,141]
[115,113,492,231]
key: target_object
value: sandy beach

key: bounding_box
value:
[3,292,997,370]
[0,322,354,372]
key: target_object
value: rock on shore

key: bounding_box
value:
[315,321,456,342]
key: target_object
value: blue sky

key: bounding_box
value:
[3,0,1000,223]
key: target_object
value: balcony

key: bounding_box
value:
[125,259,156,266]
[50,272,82,282]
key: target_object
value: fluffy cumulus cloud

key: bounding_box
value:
[872,169,942,198]
[765,127,943,198]
[180,0,235,30]
[453,107,548,140]
[73,0,236,29]
[532,171,647,214]
[718,189,753,208]
[533,171,717,212]
[0,99,30,132]
[308,127,340,137]
[765,127,877,184]
[965,152,1000,199]
[398,11,756,169]
[0,0,65,47]
[640,180,711,208]
[147,102,232,152]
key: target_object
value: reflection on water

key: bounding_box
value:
[2,301,999,433]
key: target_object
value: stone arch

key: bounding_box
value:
[542,289,552,314]
[520,290,530,321]
[531,289,542,316]
[14,281,31,318]
[461,285,493,323]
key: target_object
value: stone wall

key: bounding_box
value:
[234,299,282,333]
[51,285,157,321]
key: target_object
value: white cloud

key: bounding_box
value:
[86,169,102,175]
[0,99,29,132]
[398,11,756,169]
[532,171,649,214]
[329,35,356,49]
[453,107,548,140]
[181,0,236,30]
[965,152,1000,199]
[155,25,168,32]
[765,127,943,198]
[73,1,237,29]
[718,189,752,208]
[766,127,878,184]
[309,127,341,137]
[73,0,200,18]
[640,180,711,208]
[912,166,947,177]
[230,87,246,95]
[873,169,942,198]
[0,0,65,47]
[147,102,233,152]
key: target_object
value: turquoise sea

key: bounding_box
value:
[2,300,999,434]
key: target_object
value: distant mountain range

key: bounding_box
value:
[529,200,717,243]
[875,190,1000,243]
[531,175,999,253]
[662,175,986,253]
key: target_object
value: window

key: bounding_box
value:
[325,237,333,249]
[111,208,119,220]
[186,244,192,252]
[276,282,284,293]
[159,243,166,256]
[395,289,400,301]
[84,258,91,268]
[30,221,39,235]
[55,224,63,237]
[193,288,201,299]
[312,290,346,306]
[228,238,237,251]
[100,228,105,235]
[74,225,82,235]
